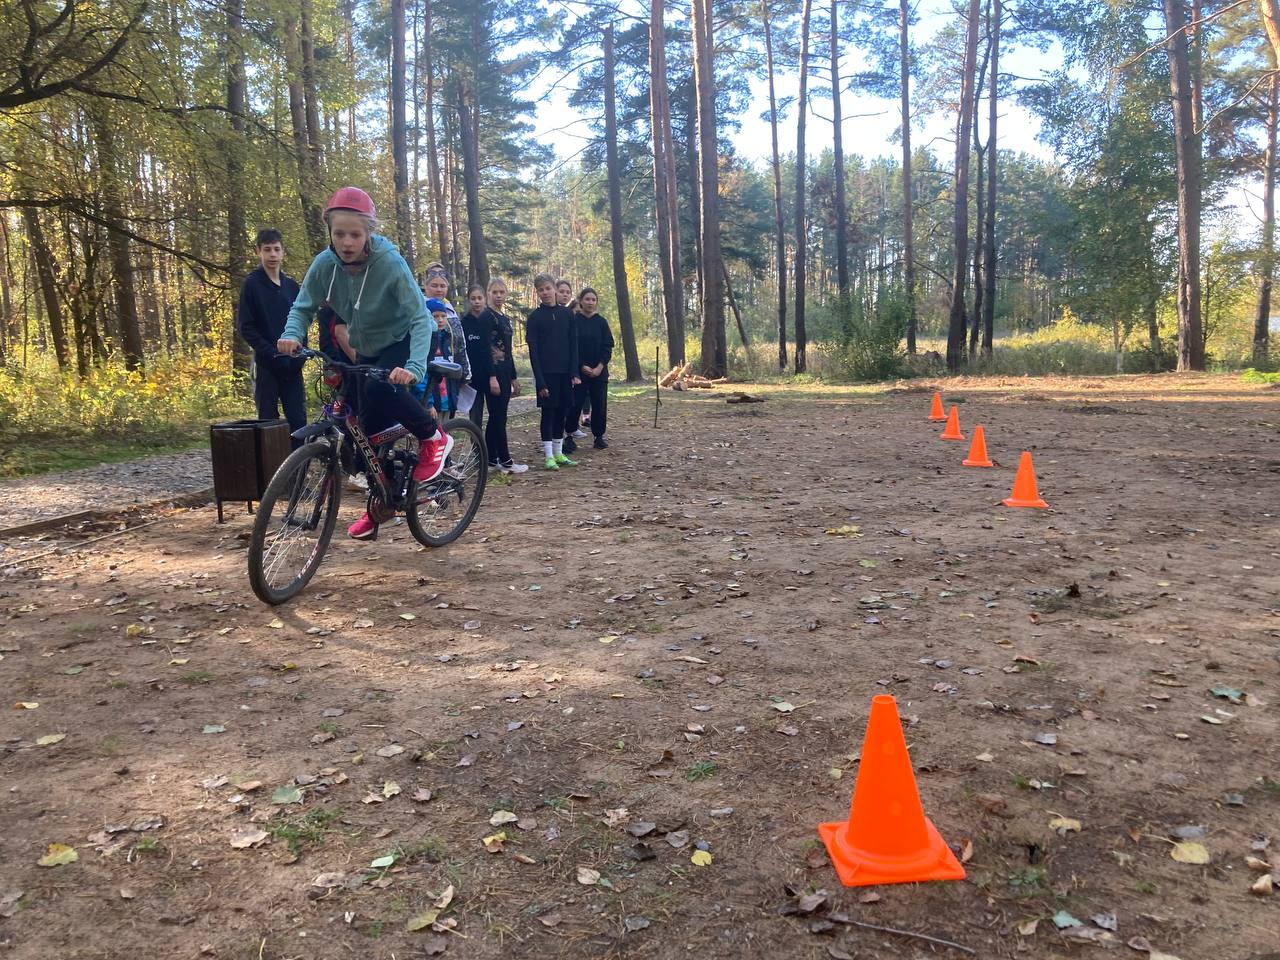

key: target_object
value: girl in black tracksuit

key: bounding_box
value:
[569,287,613,448]
[527,274,579,468]
[461,284,521,472]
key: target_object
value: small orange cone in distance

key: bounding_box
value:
[963,425,993,467]
[927,392,946,421]
[940,406,965,441]
[818,695,966,887]
[1003,451,1048,509]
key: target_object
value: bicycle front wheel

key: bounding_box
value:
[407,417,487,547]
[247,441,343,605]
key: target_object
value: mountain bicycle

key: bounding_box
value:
[247,348,487,605]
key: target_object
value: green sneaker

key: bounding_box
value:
[544,456,559,470]
[554,452,577,466]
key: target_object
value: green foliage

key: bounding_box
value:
[828,286,910,381]
[0,351,245,442]
[268,806,344,856]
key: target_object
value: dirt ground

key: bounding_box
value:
[2,374,1278,960]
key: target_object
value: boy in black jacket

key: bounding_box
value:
[526,272,580,470]
[569,287,614,449]
[237,228,306,440]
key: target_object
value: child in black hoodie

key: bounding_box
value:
[569,287,614,449]
[526,272,579,470]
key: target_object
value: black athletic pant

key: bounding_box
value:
[254,358,308,447]
[538,374,571,442]
[484,376,511,464]
[571,376,608,438]
[355,334,438,441]
[468,391,484,430]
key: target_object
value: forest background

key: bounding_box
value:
[0,0,1275,474]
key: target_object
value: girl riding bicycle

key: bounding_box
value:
[277,186,453,541]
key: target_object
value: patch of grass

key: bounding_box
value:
[1134,879,1158,895]
[488,471,513,487]
[686,761,718,782]
[364,920,384,939]
[181,670,213,685]
[0,430,214,480]
[1006,866,1046,890]
[1242,368,1280,383]
[617,531,631,543]
[318,720,340,735]
[398,836,447,864]
[268,807,344,855]
[99,736,123,756]
[1012,773,1033,790]
[133,836,162,855]
[1262,777,1280,797]
[108,679,129,689]
[544,795,570,812]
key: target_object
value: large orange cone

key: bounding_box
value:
[939,406,965,441]
[818,695,966,887]
[1002,451,1048,508]
[963,425,993,467]
[927,392,946,421]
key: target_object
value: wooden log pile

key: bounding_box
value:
[659,363,729,391]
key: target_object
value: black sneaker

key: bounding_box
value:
[594,437,608,449]
[563,436,577,454]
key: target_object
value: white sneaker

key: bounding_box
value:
[346,472,369,492]
[570,429,588,438]
[502,460,529,474]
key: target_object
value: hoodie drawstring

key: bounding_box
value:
[354,265,370,312]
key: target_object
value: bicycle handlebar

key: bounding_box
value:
[290,347,464,382]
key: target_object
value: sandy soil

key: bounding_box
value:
[1,374,1278,960]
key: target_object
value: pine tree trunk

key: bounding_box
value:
[794,0,815,374]
[691,0,726,377]
[1263,0,1280,62]
[300,0,323,170]
[285,13,325,251]
[226,0,250,371]
[981,0,999,358]
[90,106,144,370]
[603,24,643,382]
[1255,71,1277,366]
[649,0,684,366]
[423,0,449,269]
[830,0,849,301]
[391,0,414,268]
[763,0,788,369]
[21,208,69,370]
[456,81,488,286]
[1163,0,1205,371]
[945,0,981,371]
[900,0,916,354]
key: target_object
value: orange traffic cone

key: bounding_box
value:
[963,425,993,467]
[1002,451,1048,509]
[939,406,965,441]
[818,695,966,887]
[927,392,946,421]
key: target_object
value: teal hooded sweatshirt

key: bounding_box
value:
[283,235,431,383]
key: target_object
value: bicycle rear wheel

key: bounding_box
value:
[248,441,342,605]
[407,417,487,547]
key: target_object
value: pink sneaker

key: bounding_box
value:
[413,430,454,483]
[347,512,378,540]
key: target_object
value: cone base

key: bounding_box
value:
[927,415,947,422]
[940,434,966,441]
[1002,496,1048,509]
[963,458,993,468]
[818,817,966,888]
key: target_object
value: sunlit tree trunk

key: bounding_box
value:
[900,0,916,354]
[945,0,981,371]
[691,0,726,377]
[1255,71,1277,367]
[604,24,642,381]
[391,0,414,268]
[794,0,814,374]
[763,0,787,369]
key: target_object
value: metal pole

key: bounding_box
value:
[654,345,662,429]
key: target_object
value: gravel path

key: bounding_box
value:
[0,397,540,533]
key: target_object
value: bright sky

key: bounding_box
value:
[527,1,1258,232]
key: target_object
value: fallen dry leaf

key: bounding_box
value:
[1170,841,1210,864]
[228,828,269,849]
[37,843,78,867]
[576,865,601,885]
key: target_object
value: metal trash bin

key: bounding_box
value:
[209,419,291,522]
